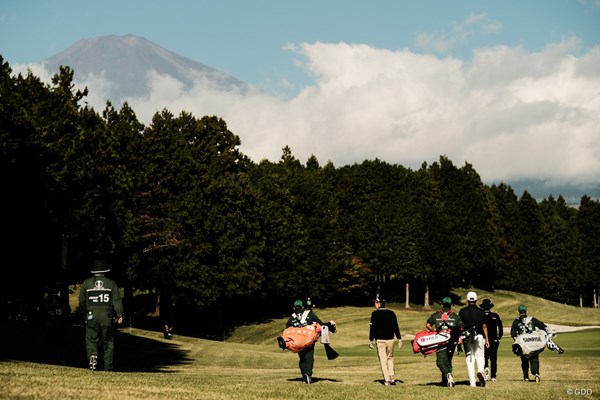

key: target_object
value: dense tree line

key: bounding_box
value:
[2,58,599,336]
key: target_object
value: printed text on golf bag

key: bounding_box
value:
[412,329,452,355]
[281,324,320,353]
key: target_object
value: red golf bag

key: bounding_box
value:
[412,329,452,355]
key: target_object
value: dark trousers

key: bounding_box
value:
[85,318,115,370]
[298,345,315,377]
[520,354,540,378]
[484,340,500,378]
[436,347,455,382]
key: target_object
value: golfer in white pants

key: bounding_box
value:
[464,333,487,386]
[459,291,490,387]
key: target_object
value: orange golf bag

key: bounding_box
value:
[277,322,339,360]
[279,323,321,353]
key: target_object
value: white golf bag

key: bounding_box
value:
[513,327,564,358]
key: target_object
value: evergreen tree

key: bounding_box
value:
[489,183,520,290]
[538,195,579,303]
[575,196,600,306]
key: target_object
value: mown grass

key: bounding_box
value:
[228,288,600,345]
[2,289,599,400]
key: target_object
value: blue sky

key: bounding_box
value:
[2,0,599,95]
[1,1,600,193]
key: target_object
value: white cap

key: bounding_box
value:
[467,291,477,301]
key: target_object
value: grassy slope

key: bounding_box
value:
[2,289,599,400]
[227,288,600,346]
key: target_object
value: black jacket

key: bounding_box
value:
[483,309,503,341]
[369,307,401,341]
[459,304,486,336]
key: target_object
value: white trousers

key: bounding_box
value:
[464,334,485,386]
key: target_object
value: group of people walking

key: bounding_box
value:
[284,291,548,386]
[76,261,551,386]
[367,291,550,387]
[422,292,504,387]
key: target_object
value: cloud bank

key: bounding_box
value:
[15,38,600,188]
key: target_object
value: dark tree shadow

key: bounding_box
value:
[0,320,192,372]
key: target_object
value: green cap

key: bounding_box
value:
[442,297,452,305]
[518,304,527,313]
[293,300,303,308]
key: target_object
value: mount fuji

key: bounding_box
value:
[41,34,249,105]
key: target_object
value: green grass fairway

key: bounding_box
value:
[2,289,599,400]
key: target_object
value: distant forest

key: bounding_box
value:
[2,58,599,337]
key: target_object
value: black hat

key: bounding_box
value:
[91,259,110,274]
[481,299,494,309]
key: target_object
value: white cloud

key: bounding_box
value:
[13,38,600,188]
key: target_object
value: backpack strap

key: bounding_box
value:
[515,316,533,334]
[440,309,453,320]
[300,310,310,325]
[438,310,454,331]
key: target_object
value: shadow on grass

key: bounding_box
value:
[287,377,341,383]
[373,379,405,385]
[422,379,479,387]
[0,320,192,372]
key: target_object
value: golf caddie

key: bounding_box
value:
[426,297,464,387]
[78,259,124,371]
[283,299,335,384]
[510,304,548,382]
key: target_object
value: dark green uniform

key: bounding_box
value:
[286,308,324,383]
[426,307,463,385]
[510,313,547,380]
[78,271,123,371]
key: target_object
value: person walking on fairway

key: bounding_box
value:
[369,297,403,386]
[459,291,490,387]
[426,297,464,387]
[510,304,548,382]
[78,259,123,371]
[285,299,334,384]
[481,298,503,381]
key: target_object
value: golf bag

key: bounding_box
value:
[411,329,452,355]
[279,324,320,353]
[512,328,564,358]
[278,322,339,359]
[513,330,547,358]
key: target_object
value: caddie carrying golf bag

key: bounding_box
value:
[412,329,452,355]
